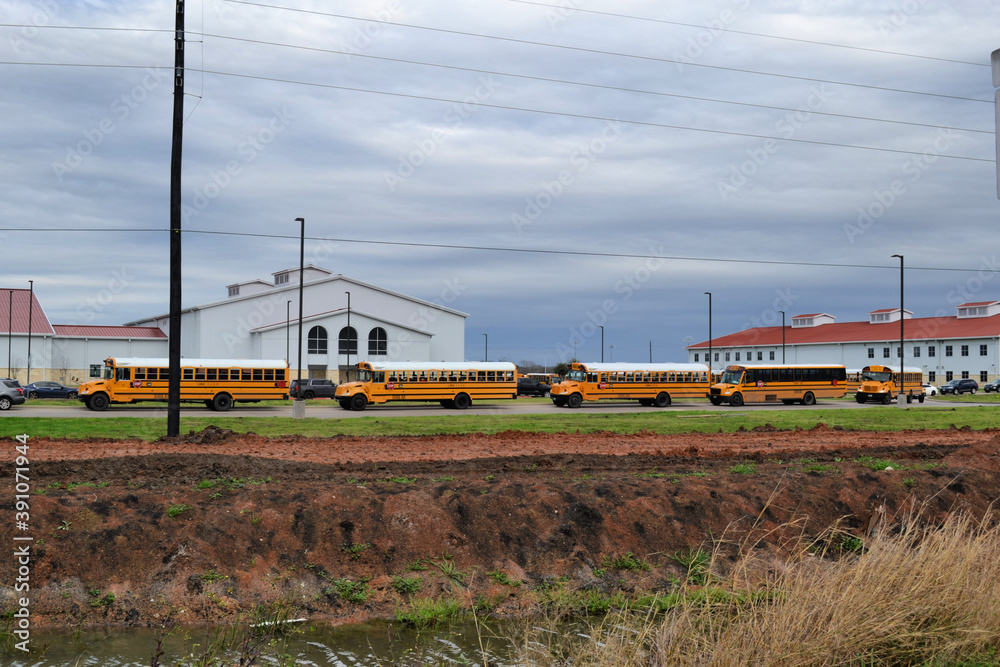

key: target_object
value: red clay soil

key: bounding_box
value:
[3,424,1000,629]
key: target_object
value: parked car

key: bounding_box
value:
[0,378,27,410]
[289,378,337,399]
[517,377,551,397]
[984,379,1000,393]
[26,380,78,399]
[922,383,939,397]
[940,379,979,395]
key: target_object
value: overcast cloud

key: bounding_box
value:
[2,0,998,367]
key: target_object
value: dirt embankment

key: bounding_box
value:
[3,425,1000,628]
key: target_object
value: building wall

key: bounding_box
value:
[690,336,1000,382]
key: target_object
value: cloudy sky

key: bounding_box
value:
[2,0,999,367]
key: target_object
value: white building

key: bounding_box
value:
[126,266,468,381]
[3,268,467,384]
[686,301,1000,385]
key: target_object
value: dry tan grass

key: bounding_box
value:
[513,506,1000,666]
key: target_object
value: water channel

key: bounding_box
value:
[3,620,527,666]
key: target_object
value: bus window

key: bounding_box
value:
[374,371,385,382]
[449,371,458,381]
[487,371,496,382]
[135,368,146,381]
[241,369,251,381]
[183,368,193,381]
[428,371,437,382]
[477,371,487,381]
[206,369,217,381]
[263,369,273,381]
[419,372,427,382]
[195,368,206,381]
[276,369,285,381]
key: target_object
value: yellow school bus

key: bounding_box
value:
[77,357,289,411]
[855,365,925,404]
[335,361,517,410]
[708,363,847,406]
[549,362,710,408]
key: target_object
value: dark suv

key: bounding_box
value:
[0,378,27,410]
[940,379,978,395]
[984,379,1000,393]
[289,378,337,399]
[517,377,551,397]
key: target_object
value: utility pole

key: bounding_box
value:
[167,0,185,437]
[26,280,33,384]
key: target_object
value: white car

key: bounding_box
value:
[923,383,939,396]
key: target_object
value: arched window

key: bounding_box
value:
[368,327,387,356]
[307,326,327,354]
[338,326,357,354]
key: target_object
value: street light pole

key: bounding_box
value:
[293,217,305,418]
[609,344,615,362]
[892,254,904,403]
[26,280,32,384]
[599,325,604,363]
[482,333,488,362]
[779,310,785,363]
[704,292,712,376]
[345,291,351,382]
[286,300,291,364]
[7,290,12,377]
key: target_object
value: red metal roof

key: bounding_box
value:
[52,325,166,338]
[958,301,997,308]
[0,289,54,335]
[688,314,1000,349]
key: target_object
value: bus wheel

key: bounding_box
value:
[88,393,109,411]
[654,392,671,408]
[552,397,567,407]
[856,394,866,404]
[709,396,722,406]
[918,394,925,403]
[350,394,368,411]
[338,399,352,410]
[730,392,744,407]
[567,393,583,409]
[801,392,816,406]
[881,393,892,404]
[453,393,472,410]
[204,400,214,410]
[212,393,233,412]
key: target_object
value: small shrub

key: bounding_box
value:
[488,570,521,587]
[331,578,369,604]
[730,462,757,475]
[392,575,421,595]
[670,547,711,584]
[342,543,370,560]
[167,504,191,518]
[602,552,651,572]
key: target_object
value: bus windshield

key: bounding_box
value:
[357,370,371,382]
[720,369,744,385]
[566,370,586,382]
[103,366,114,380]
[863,371,893,382]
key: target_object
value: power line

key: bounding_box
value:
[0,226,995,274]
[506,0,988,68]
[4,19,991,106]
[193,66,994,163]
[198,31,993,136]
[223,0,992,105]
[3,58,987,158]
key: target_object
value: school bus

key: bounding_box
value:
[708,363,847,406]
[549,362,710,408]
[77,357,289,411]
[855,365,925,404]
[334,361,517,410]
[525,372,561,385]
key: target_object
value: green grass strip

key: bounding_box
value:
[2,405,996,441]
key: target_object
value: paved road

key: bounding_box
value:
[11,397,971,419]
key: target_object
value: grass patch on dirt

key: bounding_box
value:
[3,405,998,440]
